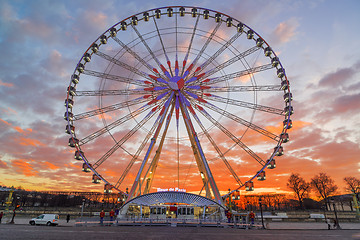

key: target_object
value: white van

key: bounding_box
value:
[29,214,59,226]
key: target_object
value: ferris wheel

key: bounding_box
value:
[65,6,293,204]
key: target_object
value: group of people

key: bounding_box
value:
[99,209,119,225]
[225,210,256,225]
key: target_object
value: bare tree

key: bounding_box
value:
[344,177,360,194]
[311,172,338,210]
[287,173,310,209]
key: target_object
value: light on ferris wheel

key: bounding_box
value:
[267,159,276,169]
[155,9,161,19]
[284,92,293,103]
[226,18,232,27]
[92,174,101,184]
[71,74,79,84]
[245,181,254,191]
[68,138,79,148]
[91,43,98,53]
[203,10,209,19]
[281,79,289,90]
[191,8,197,17]
[264,47,272,57]
[83,53,91,62]
[283,119,293,129]
[82,163,91,172]
[131,16,138,26]
[64,112,73,121]
[109,27,117,37]
[179,7,185,17]
[280,133,289,143]
[65,125,75,134]
[257,171,266,181]
[143,12,150,21]
[64,98,74,108]
[100,35,107,44]
[274,146,284,156]
[215,13,221,23]
[247,30,254,39]
[167,8,173,17]
[74,150,84,161]
[256,38,264,47]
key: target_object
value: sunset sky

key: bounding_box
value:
[0,0,359,198]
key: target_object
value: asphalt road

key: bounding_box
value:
[0,224,359,240]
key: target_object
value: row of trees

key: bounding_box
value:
[287,173,360,210]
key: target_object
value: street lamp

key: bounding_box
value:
[228,188,232,211]
[9,196,20,224]
[81,198,85,220]
[258,197,265,229]
[330,197,341,229]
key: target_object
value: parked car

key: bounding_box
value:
[29,214,59,226]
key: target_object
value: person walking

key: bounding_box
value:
[249,211,255,225]
[109,209,115,222]
[66,214,70,223]
[100,210,105,225]
[0,211,3,224]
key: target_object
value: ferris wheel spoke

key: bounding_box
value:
[186,21,222,77]
[93,103,163,169]
[186,46,260,85]
[187,84,282,93]
[113,105,167,189]
[188,31,242,79]
[178,92,222,203]
[127,92,175,200]
[141,102,175,194]
[187,100,243,186]
[75,88,168,96]
[152,16,173,77]
[185,92,279,141]
[73,96,151,121]
[94,51,157,82]
[192,103,266,166]
[79,98,167,145]
[196,63,274,86]
[181,15,200,76]
[201,93,285,115]
[131,24,165,75]
[111,36,160,76]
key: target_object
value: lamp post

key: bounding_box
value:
[81,198,85,220]
[330,197,341,229]
[352,190,360,220]
[9,196,20,224]
[259,197,265,229]
[228,188,232,211]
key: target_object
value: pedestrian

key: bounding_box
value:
[109,209,115,222]
[333,218,338,229]
[249,211,255,225]
[66,214,70,223]
[226,210,232,223]
[100,210,105,225]
[326,218,331,230]
[0,211,3,224]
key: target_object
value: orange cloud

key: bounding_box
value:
[12,159,38,177]
[0,79,14,87]
[42,161,59,170]
[17,137,45,147]
[0,118,11,126]
[0,159,8,169]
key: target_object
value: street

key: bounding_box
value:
[0,224,359,240]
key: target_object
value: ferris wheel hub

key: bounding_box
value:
[168,75,185,90]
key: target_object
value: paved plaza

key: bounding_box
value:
[0,218,359,240]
